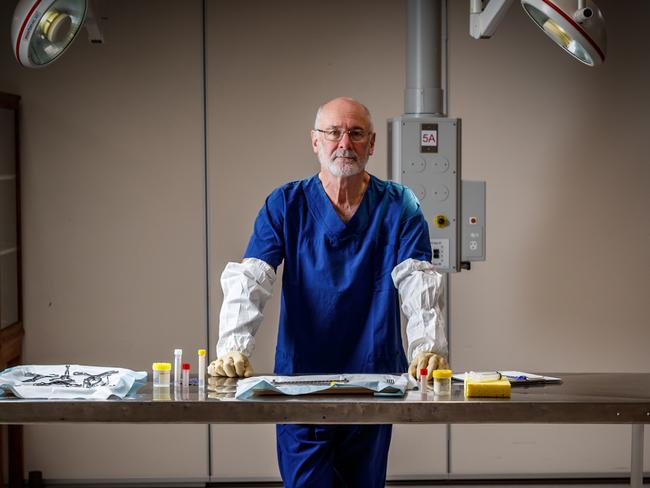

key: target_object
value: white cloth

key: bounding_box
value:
[0,364,147,400]
[216,258,276,358]
[391,258,447,362]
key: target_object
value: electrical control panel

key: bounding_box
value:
[461,180,486,263]
[388,116,461,273]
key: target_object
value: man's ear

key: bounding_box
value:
[310,130,319,154]
[368,132,376,155]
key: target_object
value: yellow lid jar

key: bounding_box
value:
[152,362,172,388]
[432,369,453,396]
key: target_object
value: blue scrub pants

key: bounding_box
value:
[276,424,392,487]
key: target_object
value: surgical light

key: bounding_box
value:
[470,0,606,67]
[11,0,87,68]
[521,0,606,66]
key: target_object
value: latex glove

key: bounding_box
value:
[208,351,254,378]
[409,351,449,381]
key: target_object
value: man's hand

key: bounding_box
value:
[208,351,254,378]
[409,352,449,381]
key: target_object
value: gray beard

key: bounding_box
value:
[319,149,367,177]
[325,159,365,177]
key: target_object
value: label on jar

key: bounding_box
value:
[434,377,451,395]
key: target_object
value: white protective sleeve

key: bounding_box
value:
[391,258,448,362]
[216,258,276,359]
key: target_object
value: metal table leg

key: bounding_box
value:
[631,424,644,487]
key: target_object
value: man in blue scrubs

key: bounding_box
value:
[210,97,448,487]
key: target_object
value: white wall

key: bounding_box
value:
[1,0,209,481]
[447,0,650,474]
[0,0,648,482]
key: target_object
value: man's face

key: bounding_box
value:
[311,101,376,178]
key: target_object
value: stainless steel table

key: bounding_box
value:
[1,373,648,486]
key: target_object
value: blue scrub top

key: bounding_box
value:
[244,174,432,375]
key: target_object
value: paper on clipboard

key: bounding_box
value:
[452,371,562,386]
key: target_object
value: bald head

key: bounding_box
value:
[314,97,374,133]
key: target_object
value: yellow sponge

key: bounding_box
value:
[464,378,511,398]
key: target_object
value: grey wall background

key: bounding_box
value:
[0,0,648,483]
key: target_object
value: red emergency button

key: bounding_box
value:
[469,216,478,225]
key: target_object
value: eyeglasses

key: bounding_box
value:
[314,128,370,142]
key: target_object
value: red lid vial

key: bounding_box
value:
[181,363,190,387]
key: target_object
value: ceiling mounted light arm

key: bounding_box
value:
[470,0,516,39]
[573,0,593,23]
[84,0,103,44]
